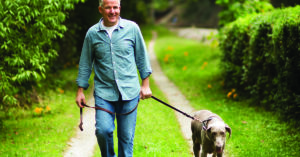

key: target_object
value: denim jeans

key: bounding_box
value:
[94,94,139,157]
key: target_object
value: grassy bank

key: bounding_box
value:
[152,26,300,156]
[0,68,93,156]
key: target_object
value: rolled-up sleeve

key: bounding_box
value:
[134,24,152,80]
[76,33,94,89]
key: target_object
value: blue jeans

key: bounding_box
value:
[94,94,139,157]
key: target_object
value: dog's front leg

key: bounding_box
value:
[217,153,223,157]
[193,143,200,157]
[200,151,208,157]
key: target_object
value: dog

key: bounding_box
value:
[191,110,231,157]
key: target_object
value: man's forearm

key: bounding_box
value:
[141,77,150,88]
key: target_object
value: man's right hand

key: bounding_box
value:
[76,87,86,108]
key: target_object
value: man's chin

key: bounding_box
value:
[108,19,118,25]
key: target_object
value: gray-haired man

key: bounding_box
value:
[75,0,152,156]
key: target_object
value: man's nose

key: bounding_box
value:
[109,8,115,13]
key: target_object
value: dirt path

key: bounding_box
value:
[63,97,97,157]
[170,27,218,44]
[148,31,195,154]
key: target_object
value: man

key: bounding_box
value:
[75,0,152,156]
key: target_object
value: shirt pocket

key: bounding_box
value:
[94,42,109,59]
[117,39,134,56]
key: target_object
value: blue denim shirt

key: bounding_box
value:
[76,18,152,101]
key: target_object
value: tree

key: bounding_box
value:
[0,0,82,108]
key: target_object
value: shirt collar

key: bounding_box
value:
[98,17,124,32]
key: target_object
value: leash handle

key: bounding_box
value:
[79,107,83,131]
[151,96,195,120]
[78,102,139,131]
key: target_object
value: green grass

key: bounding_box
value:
[152,26,300,156]
[0,68,93,156]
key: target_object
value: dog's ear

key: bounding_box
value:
[205,126,212,139]
[206,126,211,133]
[225,124,231,138]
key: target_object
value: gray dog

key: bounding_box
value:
[191,110,231,157]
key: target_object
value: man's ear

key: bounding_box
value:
[98,6,102,14]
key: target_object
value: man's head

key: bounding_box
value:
[98,0,121,27]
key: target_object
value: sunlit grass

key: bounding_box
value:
[0,68,93,156]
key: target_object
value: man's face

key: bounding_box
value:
[98,0,120,27]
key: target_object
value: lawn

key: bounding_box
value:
[0,68,90,156]
[151,26,300,156]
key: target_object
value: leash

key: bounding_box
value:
[78,103,138,131]
[151,96,212,130]
[151,96,195,120]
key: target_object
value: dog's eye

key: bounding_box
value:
[220,132,225,136]
[212,132,217,136]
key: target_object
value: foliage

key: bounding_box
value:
[216,0,274,27]
[219,6,300,120]
[153,0,171,11]
[271,0,300,8]
[0,0,82,109]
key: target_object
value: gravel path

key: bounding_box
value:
[63,97,97,157]
[171,27,218,44]
[148,31,195,154]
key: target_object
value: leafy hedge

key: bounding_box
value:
[219,6,300,120]
[216,0,274,27]
[0,0,82,108]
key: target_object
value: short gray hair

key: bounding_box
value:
[99,0,121,7]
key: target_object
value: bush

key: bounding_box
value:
[0,0,82,109]
[216,0,274,27]
[219,6,300,120]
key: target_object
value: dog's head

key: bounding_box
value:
[205,121,231,154]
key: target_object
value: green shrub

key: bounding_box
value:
[0,0,82,109]
[216,0,274,27]
[219,6,300,120]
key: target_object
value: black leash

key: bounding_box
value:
[151,96,213,130]
[151,96,195,120]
